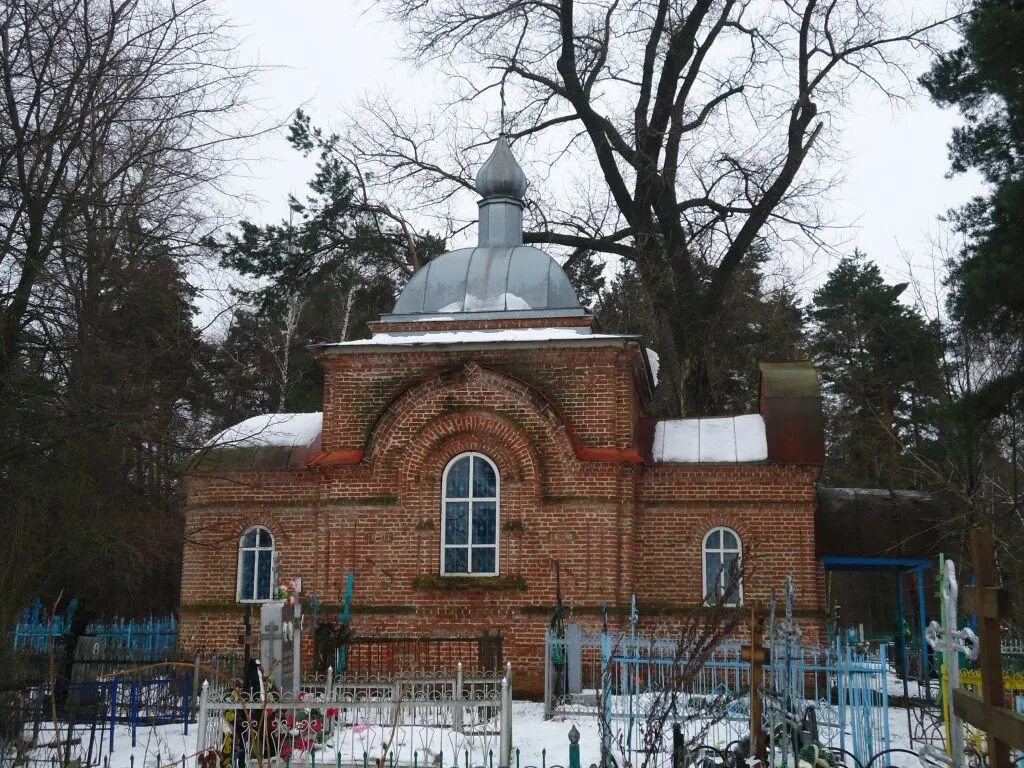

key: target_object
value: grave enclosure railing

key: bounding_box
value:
[196,666,513,768]
[12,601,178,660]
[0,675,193,768]
[544,628,890,768]
[340,634,504,680]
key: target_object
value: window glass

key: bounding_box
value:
[472,502,497,544]
[723,551,738,579]
[705,552,721,602]
[446,456,471,497]
[473,457,497,497]
[444,548,468,574]
[441,453,498,575]
[257,550,273,599]
[238,526,274,602]
[703,527,742,607]
[472,547,496,574]
[445,502,469,545]
[239,551,255,601]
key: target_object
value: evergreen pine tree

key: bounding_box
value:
[923,0,1024,416]
[808,253,944,487]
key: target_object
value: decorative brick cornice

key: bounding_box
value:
[307,449,365,466]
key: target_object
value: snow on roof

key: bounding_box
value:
[439,292,533,313]
[645,348,660,386]
[652,414,767,463]
[205,412,323,449]
[319,327,636,349]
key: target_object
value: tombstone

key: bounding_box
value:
[261,597,302,695]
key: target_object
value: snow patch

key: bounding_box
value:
[322,327,644,348]
[205,412,322,449]
[652,414,767,463]
[439,292,534,312]
[645,348,660,385]
[80,698,923,768]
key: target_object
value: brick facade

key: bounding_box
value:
[180,337,824,693]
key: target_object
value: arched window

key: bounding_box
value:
[237,526,275,602]
[703,527,742,606]
[442,453,499,575]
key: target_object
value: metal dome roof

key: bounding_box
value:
[388,245,584,317]
[475,136,528,198]
[384,136,584,321]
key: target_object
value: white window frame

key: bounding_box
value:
[236,526,276,603]
[702,527,743,607]
[440,452,500,576]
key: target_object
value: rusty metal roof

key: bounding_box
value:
[758,361,826,464]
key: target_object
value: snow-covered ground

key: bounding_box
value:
[36,702,934,768]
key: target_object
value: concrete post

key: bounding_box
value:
[454,662,464,734]
[544,629,552,720]
[196,680,209,757]
[192,655,201,720]
[500,667,513,768]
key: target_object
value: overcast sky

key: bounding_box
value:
[217,1,982,302]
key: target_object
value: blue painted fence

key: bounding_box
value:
[13,598,178,658]
[545,627,890,768]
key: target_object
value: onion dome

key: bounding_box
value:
[384,136,584,321]
[475,136,528,199]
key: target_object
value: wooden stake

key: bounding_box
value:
[952,527,1024,768]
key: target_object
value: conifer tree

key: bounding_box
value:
[923,0,1024,417]
[597,247,805,415]
[808,253,944,487]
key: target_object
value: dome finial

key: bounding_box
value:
[476,136,527,200]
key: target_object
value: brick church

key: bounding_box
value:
[180,138,827,691]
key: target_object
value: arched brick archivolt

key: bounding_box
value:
[396,409,542,578]
[401,412,540,493]
[359,363,592,580]
[363,362,580,497]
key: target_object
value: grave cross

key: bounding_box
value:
[238,605,256,666]
[951,528,1024,768]
[740,600,768,762]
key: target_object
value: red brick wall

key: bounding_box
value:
[315,344,648,456]
[180,343,824,693]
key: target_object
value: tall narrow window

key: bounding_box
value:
[442,453,499,575]
[703,527,742,606]
[237,526,275,602]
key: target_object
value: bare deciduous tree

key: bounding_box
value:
[0,0,262,626]
[0,0,257,379]
[342,0,954,414]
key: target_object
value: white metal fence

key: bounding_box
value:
[195,665,513,768]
